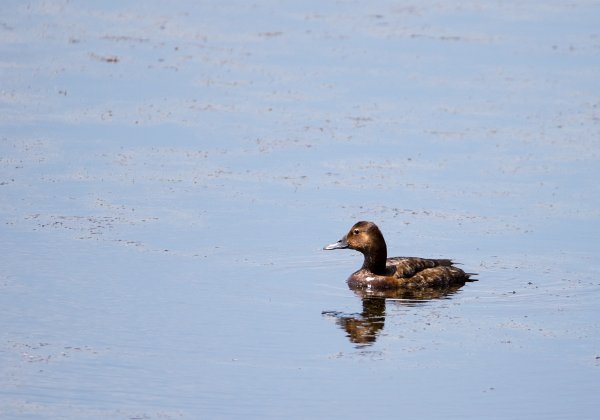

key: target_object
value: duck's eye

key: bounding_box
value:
[353,229,360,235]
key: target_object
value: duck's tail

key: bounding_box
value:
[464,273,478,282]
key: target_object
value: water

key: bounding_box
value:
[1,1,599,418]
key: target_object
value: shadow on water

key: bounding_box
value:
[323,284,466,346]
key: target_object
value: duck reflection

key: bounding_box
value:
[323,284,465,346]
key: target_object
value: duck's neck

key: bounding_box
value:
[361,242,387,275]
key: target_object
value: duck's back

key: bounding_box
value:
[387,256,453,277]
[387,256,471,287]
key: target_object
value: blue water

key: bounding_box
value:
[1,1,599,418]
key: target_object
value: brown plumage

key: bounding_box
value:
[323,221,475,290]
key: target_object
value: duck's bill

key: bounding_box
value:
[323,237,348,250]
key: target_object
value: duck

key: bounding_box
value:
[323,221,475,290]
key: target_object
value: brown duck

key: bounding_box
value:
[324,221,475,290]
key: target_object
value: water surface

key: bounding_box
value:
[1,1,599,418]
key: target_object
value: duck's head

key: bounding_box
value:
[323,221,388,273]
[323,221,384,252]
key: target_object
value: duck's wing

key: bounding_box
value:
[387,257,453,278]
[411,266,472,287]
[388,257,475,287]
